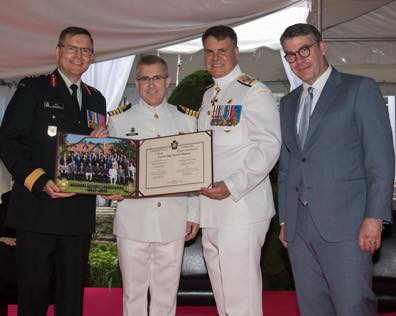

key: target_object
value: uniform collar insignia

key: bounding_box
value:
[50,74,57,87]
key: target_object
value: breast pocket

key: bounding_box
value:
[35,101,70,138]
[213,124,243,145]
[211,104,243,145]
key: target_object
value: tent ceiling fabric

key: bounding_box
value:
[307,0,396,89]
[0,0,299,79]
[309,0,393,30]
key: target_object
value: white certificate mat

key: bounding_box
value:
[138,131,212,196]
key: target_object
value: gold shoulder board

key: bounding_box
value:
[237,74,257,87]
[177,105,200,118]
[107,103,132,116]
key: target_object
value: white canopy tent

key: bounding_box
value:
[145,0,396,94]
[0,0,395,192]
[1,0,395,88]
[310,0,396,95]
[0,0,300,80]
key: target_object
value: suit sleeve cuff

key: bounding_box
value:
[24,168,46,192]
[32,173,50,196]
[224,179,240,202]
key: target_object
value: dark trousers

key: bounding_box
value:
[288,203,376,316]
[0,242,17,286]
[16,230,91,316]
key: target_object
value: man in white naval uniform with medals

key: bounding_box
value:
[198,25,281,316]
[107,55,199,316]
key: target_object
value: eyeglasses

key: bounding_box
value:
[283,42,318,63]
[59,44,93,57]
[136,75,168,84]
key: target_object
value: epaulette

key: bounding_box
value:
[27,73,47,79]
[19,73,48,88]
[177,105,200,118]
[237,74,257,87]
[107,103,132,116]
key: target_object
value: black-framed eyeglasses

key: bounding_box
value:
[283,42,318,63]
[136,75,168,84]
[59,44,93,57]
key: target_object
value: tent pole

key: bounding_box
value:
[317,0,323,33]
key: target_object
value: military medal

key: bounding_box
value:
[86,110,106,129]
[47,125,57,137]
[210,105,242,127]
[154,113,159,119]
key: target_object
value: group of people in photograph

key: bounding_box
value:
[0,19,394,316]
[58,151,135,185]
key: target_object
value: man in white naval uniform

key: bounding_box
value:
[107,55,200,316]
[198,25,281,316]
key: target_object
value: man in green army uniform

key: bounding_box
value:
[0,26,108,316]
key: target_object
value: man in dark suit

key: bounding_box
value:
[278,23,395,316]
[0,26,108,316]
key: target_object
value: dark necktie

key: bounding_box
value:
[70,84,80,111]
[298,87,313,148]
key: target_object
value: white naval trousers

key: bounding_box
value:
[202,220,271,316]
[117,237,185,316]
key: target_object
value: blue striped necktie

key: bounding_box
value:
[298,87,313,148]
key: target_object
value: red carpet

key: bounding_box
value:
[7,288,396,316]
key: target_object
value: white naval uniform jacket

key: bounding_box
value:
[198,65,281,228]
[108,99,199,243]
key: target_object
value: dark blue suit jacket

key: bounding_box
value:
[278,68,394,242]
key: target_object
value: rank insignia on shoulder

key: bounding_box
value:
[237,74,256,87]
[107,103,132,116]
[177,105,200,118]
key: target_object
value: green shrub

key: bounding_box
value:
[89,242,122,288]
[168,70,213,111]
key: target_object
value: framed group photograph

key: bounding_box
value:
[55,131,213,198]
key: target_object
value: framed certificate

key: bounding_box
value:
[55,131,213,197]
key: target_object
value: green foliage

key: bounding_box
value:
[113,140,136,163]
[89,243,122,288]
[168,70,214,111]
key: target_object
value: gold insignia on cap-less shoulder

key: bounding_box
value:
[177,105,200,118]
[107,103,132,116]
[237,74,256,87]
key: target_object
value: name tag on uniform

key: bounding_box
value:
[44,101,64,110]
[211,105,242,126]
